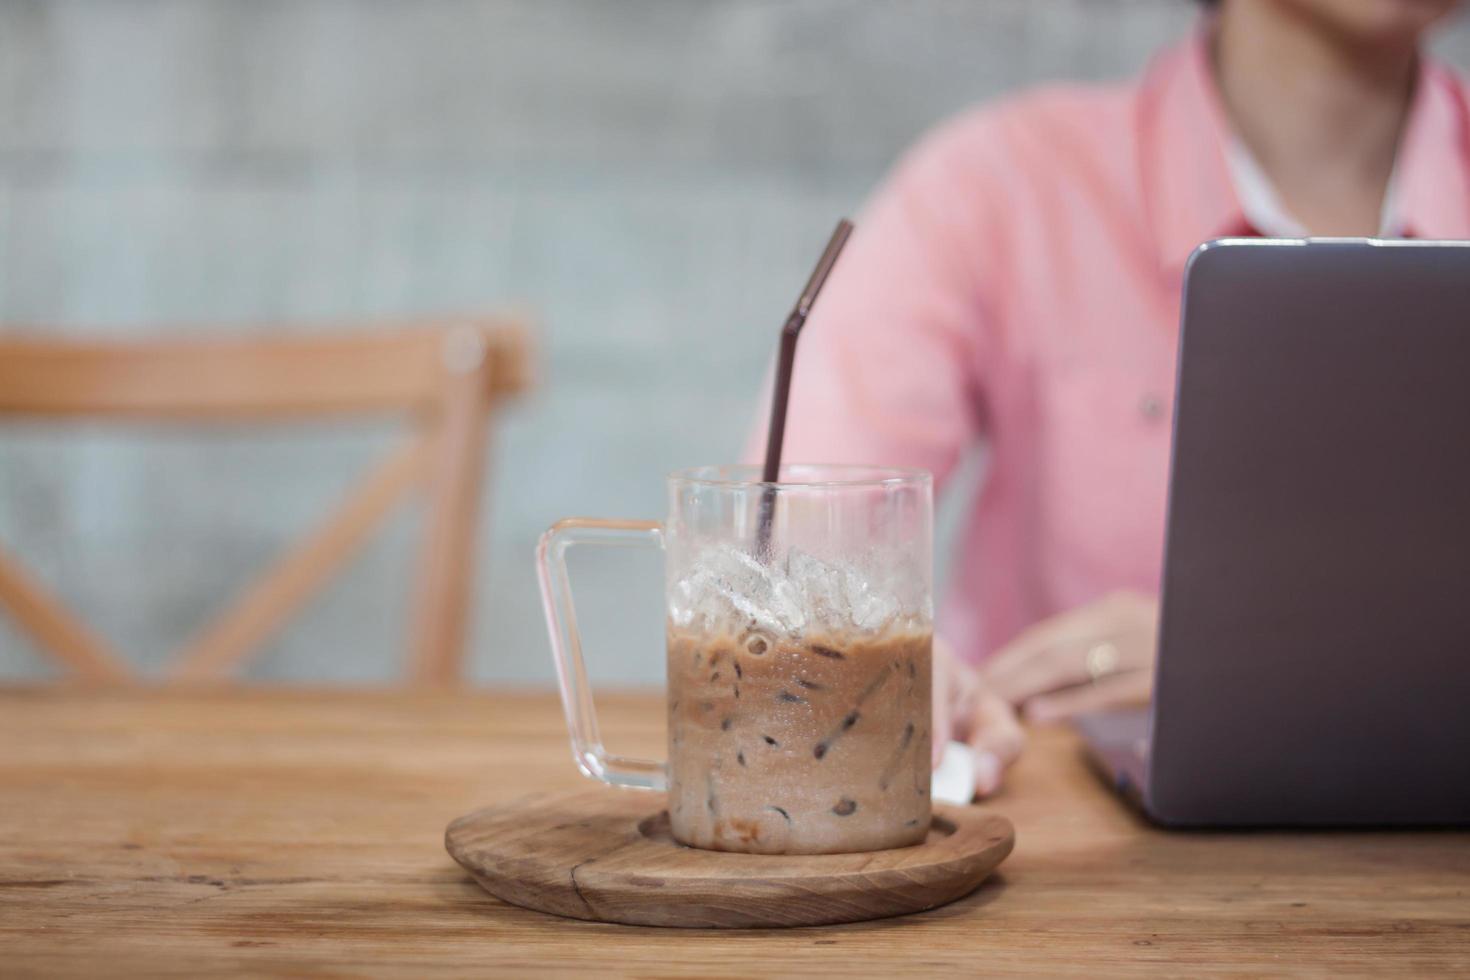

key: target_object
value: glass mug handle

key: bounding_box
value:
[536,518,668,790]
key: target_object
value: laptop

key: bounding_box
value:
[1078,238,1470,827]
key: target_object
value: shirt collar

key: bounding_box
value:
[1137,32,1250,274]
[1138,30,1470,273]
[1225,138,1312,238]
[1390,60,1470,240]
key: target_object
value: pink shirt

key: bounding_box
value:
[756,34,1470,666]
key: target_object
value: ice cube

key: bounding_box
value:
[668,580,695,628]
[850,587,900,632]
[837,561,898,631]
[670,544,807,635]
[784,549,848,631]
[669,543,915,637]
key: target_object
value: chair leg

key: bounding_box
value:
[409,332,493,686]
[0,543,133,683]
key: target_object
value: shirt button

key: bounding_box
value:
[1139,393,1165,421]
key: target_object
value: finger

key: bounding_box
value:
[967,692,1026,797]
[983,638,1096,706]
[981,593,1156,700]
[981,607,1112,701]
[931,635,983,766]
[1021,669,1153,725]
[931,652,952,769]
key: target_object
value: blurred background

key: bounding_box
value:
[2,0,1467,687]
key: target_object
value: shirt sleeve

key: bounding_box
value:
[744,119,997,490]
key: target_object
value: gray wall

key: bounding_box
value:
[1,1,1466,685]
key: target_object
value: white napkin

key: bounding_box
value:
[930,740,978,805]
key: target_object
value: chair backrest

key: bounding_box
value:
[0,319,532,686]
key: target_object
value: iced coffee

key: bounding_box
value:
[665,546,933,854]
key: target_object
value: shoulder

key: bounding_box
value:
[866,79,1146,278]
[895,80,1141,194]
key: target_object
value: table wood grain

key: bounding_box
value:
[2,688,1466,977]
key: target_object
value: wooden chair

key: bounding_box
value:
[0,320,532,687]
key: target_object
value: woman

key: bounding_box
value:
[758,0,1469,795]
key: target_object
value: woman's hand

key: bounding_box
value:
[981,591,1158,724]
[932,635,1025,797]
[932,591,1158,797]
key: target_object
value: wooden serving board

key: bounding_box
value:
[445,789,1014,928]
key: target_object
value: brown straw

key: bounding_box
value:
[756,218,855,554]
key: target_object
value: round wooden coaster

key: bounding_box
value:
[445,789,1014,928]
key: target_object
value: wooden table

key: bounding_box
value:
[3,689,1467,977]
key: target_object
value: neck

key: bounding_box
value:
[1214,1,1420,235]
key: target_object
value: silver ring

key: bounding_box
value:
[1085,641,1121,683]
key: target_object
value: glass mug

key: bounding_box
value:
[536,464,934,855]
